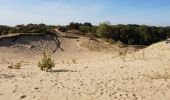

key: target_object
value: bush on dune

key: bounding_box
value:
[38,52,55,72]
[95,22,114,38]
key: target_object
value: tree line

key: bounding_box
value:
[95,23,170,45]
[0,22,170,45]
[65,22,170,45]
[0,24,56,35]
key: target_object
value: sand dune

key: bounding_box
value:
[0,33,170,100]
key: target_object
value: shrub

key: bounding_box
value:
[95,22,113,38]
[38,52,55,72]
[80,26,93,33]
[58,26,67,32]
[67,22,82,30]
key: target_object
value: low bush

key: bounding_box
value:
[38,52,55,72]
[95,22,113,38]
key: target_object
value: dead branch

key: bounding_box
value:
[50,34,64,53]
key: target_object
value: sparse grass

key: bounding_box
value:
[147,68,170,80]
[38,52,55,72]
[150,72,170,80]
[8,63,21,69]
[72,58,77,64]
[14,63,21,69]
[8,63,14,69]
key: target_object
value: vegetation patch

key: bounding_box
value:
[8,63,21,69]
[38,52,55,72]
[0,22,170,46]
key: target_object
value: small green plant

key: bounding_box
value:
[38,52,55,72]
[8,63,21,69]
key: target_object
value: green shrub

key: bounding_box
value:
[80,26,93,33]
[95,22,113,38]
[38,52,55,72]
[58,26,67,32]
[67,22,82,30]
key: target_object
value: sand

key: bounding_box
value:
[0,34,170,100]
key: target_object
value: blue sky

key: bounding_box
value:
[0,0,170,26]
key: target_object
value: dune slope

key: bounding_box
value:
[0,34,170,100]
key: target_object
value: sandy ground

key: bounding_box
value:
[0,35,170,100]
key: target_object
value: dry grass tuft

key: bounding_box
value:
[8,63,21,69]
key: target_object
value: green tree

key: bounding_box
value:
[95,22,113,38]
